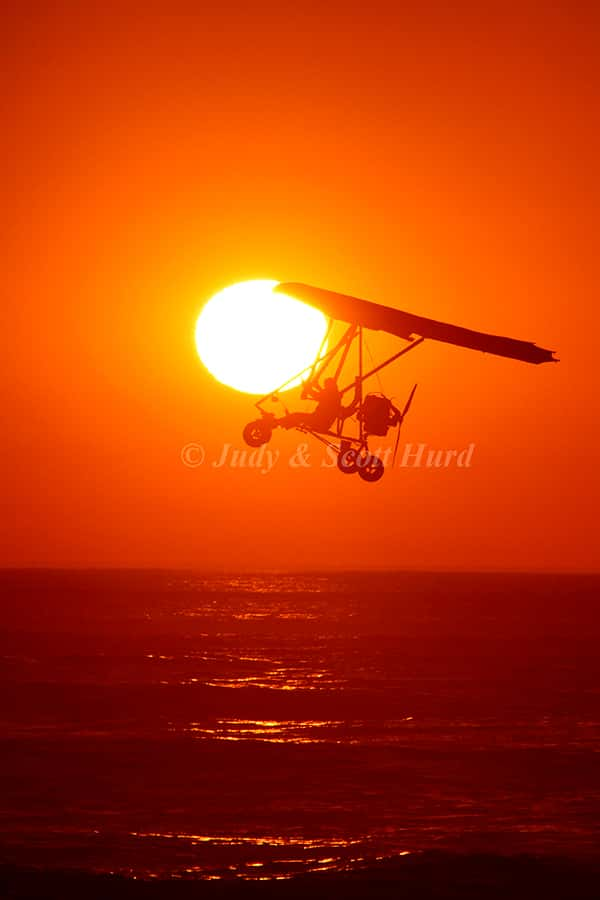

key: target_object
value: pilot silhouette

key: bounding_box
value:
[277,377,356,433]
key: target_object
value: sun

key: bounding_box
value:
[195,280,328,395]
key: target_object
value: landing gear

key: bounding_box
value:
[337,442,385,482]
[242,419,273,447]
[337,442,359,475]
[357,453,385,483]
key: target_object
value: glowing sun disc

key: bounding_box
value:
[195,280,328,394]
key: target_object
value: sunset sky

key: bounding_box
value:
[5,3,599,570]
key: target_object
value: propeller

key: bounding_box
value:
[401,383,418,419]
[392,384,418,467]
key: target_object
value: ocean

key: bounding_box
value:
[0,570,598,882]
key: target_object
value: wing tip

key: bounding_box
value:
[540,349,560,364]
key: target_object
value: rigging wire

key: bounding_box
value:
[363,334,386,394]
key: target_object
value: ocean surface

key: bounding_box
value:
[0,570,598,881]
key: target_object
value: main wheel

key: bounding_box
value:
[243,419,272,447]
[337,446,359,475]
[357,453,385,483]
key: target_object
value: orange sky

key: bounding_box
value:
[4,2,599,570]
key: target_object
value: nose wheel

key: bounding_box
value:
[243,419,273,447]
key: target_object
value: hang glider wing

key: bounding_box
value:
[276,282,557,365]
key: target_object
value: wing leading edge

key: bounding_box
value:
[276,282,557,365]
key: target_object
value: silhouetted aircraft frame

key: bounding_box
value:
[242,283,557,483]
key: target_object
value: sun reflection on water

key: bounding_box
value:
[171,718,346,744]
[127,829,401,881]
